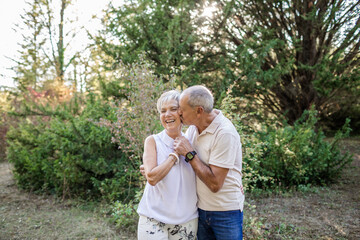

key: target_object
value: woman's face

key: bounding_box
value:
[160,99,182,132]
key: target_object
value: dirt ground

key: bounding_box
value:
[246,138,360,239]
[0,138,359,240]
[0,162,134,240]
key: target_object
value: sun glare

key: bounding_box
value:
[201,4,217,18]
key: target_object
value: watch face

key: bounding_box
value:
[186,152,194,160]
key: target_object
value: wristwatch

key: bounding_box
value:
[185,151,197,162]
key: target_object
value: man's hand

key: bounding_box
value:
[174,136,193,156]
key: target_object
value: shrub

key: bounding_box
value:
[7,60,171,203]
[98,60,166,166]
[110,190,142,233]
[7,95,138,201]
[256,109,352,188]
[222,91,353,190]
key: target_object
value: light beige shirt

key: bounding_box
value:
[186,110,245,211]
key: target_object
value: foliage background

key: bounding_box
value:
[1,0,358,237]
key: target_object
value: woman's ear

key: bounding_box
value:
[196,106,203,114]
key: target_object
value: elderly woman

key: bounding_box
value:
[137,90,198,240]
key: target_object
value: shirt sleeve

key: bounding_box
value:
[209,133,239,169]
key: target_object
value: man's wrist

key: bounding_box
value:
[185,150,197,163]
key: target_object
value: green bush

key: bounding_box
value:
[110,190,142,233]
[222,92,353,190]
[7,95,140,201]
[254,108,352,188]
[99,60,166,165]
[7,60,171,205]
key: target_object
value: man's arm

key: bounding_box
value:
[174,136,229,193]
[191,156,229,193]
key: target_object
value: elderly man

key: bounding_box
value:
[174,85,244,240]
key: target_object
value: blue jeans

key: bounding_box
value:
[197,208,243,240]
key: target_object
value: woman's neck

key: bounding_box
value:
[165,129,182,139]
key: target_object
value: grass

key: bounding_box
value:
[0,163,136,240]
[242,137,360,239]
[1,137,359,239]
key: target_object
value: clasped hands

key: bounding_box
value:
[173,136,193,156]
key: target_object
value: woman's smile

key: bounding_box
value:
[165,119,176,124]
[160,99,182,135]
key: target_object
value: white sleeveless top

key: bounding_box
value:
[137,130,198,224]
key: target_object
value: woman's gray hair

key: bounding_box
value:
[182,85,213,113]
[157,90,180,113]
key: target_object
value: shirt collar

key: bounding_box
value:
[159,130,184,149]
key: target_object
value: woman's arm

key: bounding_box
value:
[143,136,178,186]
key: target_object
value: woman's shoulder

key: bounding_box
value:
[145,130,165,144]
[144,135,156,145]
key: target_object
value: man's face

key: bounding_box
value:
[178,94,197,126]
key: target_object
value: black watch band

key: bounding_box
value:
[185,151,197,162]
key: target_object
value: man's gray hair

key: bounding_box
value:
[182,85,213,113]
[157,90,180,113]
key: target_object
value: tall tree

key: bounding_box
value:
[218,0,360,125]
[95,0,225,91]
[43,0,77,84]
[10,0,48,90]
[10,0,82,93]
[97,0,359,127]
